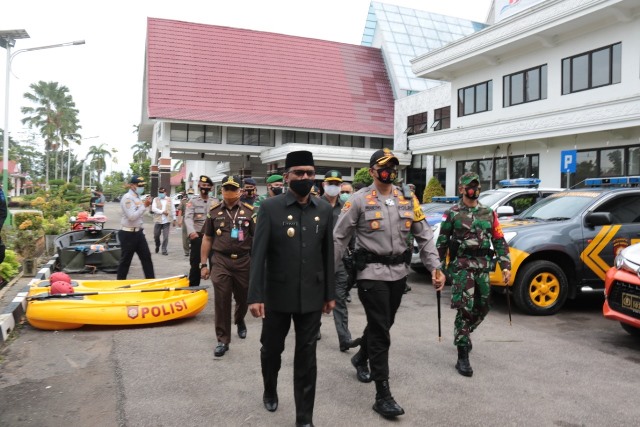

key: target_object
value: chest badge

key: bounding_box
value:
[287,215,293,220]
[315,216,320,222]
[216,229,222,236]
[371,220,380,230]
[385,199,395,206]
[218,211,223,215]
[287,227,295,237]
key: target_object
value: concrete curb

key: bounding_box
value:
[0,254,57,342]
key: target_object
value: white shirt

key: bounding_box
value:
[151,197,176,224]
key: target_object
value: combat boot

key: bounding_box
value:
[455,346,473,377]
[372,380,405,417]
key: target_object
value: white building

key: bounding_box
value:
[400,0,640,195]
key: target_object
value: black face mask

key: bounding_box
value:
[289,179,314,197]
[245,190,255,196]
[271,187,283,195]
[200,187,210,196]
[375,167,398,184]
[463,186,481,200]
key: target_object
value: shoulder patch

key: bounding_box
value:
[242,202,255,210]
[209,201,222,210]
[342,201,352,212]
[412,196,425,222]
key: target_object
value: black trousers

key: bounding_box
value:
[260,310,322,425]
[188,235,203,286]
[357,278,406,382]
[116,230,155,280]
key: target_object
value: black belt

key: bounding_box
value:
[215,251,249,260]
[364,251,409,266]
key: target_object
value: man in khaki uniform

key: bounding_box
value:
[333,148,445,418]
[184,175,214,287]
[180,188,194,256]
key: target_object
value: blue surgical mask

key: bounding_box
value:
[339,193,351,203]
[136,187,145,196]
[208,192,214,198]
[159,193,166,199]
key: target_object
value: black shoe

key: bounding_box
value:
[373,396,405,417]
[214,342,229,357]
[316,331,321,341]
[155,246,159,254]
[237,320,247,339]
[455,346,473,377]
[295,423,314,427]
[346,293,352,303]
[373,380,405,417]
[263,392,278,412]
[351,351,372,383]
[339,337,362,352]
[162,252,168,256]
[403,284,411,294]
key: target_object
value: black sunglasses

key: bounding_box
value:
[288,169,316,178]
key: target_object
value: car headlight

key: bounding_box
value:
[615,253,624,270]
[503,231,517,243]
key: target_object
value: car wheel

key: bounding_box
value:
[620,322,640,337]
[513,260,568,315]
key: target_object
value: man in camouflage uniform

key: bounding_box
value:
[436,172,511,377]
[185,175,214,287]
[252,174,284,214]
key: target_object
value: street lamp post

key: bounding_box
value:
[1,29,84,195]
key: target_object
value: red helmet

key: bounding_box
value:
[50,272,72,284]
[50,281,74,295]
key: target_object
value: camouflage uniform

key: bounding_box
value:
[436,174,511,348]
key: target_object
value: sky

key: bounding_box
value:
[0,0,493,176]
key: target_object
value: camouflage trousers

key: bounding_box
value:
[448,266,491,347]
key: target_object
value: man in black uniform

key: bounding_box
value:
[0,186,7,263]
[248,150,335,427]
[200,175,255,357]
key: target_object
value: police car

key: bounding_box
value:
[491,176,640,315]
[410,179,562,272]
[603,242,640,336]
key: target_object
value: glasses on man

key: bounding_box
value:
[288,169,316,178]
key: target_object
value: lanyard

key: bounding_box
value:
[225,205,239,228]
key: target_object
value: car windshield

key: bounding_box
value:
[518,193,596,220]
[478,190,509,207]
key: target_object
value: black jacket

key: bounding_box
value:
[248,191,335,313]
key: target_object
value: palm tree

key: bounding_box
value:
[21,81,81,186]
[132,140,151,163]
[86,143,112,184]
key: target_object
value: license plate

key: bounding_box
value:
[621,292,640,313]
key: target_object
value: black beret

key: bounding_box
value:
[243,177,257,186]
[285,150,314,169]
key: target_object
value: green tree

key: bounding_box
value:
[20,81,81,186]
[353,167,373,186]
[86,143,112,184]
[422,176,446,203]
[132,140,151,163]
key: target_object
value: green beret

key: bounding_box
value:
[266,174,283,184]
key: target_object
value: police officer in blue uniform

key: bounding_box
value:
[248,150,335,427]
[116,175,155,279]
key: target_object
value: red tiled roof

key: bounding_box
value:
[170,165,185,186]
[145,18,394,137]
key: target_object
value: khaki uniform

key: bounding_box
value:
[203,200,255,345]
[184,195,214,286]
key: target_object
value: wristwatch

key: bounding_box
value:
[198,263,208,269]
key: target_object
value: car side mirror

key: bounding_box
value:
[585,212,613,227]
[496,206,515,217]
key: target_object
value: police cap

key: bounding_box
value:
[199,175,213,186]
[324,170,343,183]
[221,175,241,188]
[130,175,145,185]
[369,148,399,168]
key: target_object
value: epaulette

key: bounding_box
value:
[242,202,255,211]
[209,201,222,210]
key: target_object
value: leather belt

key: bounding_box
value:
[122,227,142,232]
[215,251,249,260]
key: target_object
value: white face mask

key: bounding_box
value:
[136,187,145,196]
[324,184,340,197]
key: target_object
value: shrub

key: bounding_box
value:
[422,176,446,203]
[0,250,21,282]
[353,167,373,186]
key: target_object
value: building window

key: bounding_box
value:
[339,135,365,148]
[562,43,621,95]
[503,64,547,107]
[326,134,339,146]
[283,131,322,145]
[406,112,428,135]
[227,127,274,146]
[370,137,394,149]
[564,145,637,188]
[432,106,450,131]
[458,81,492,117]
[170,124,222,143]
[456,154,539,189]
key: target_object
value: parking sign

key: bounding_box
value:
[561,150,577,173]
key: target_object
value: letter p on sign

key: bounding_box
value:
[560,150,576,173]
